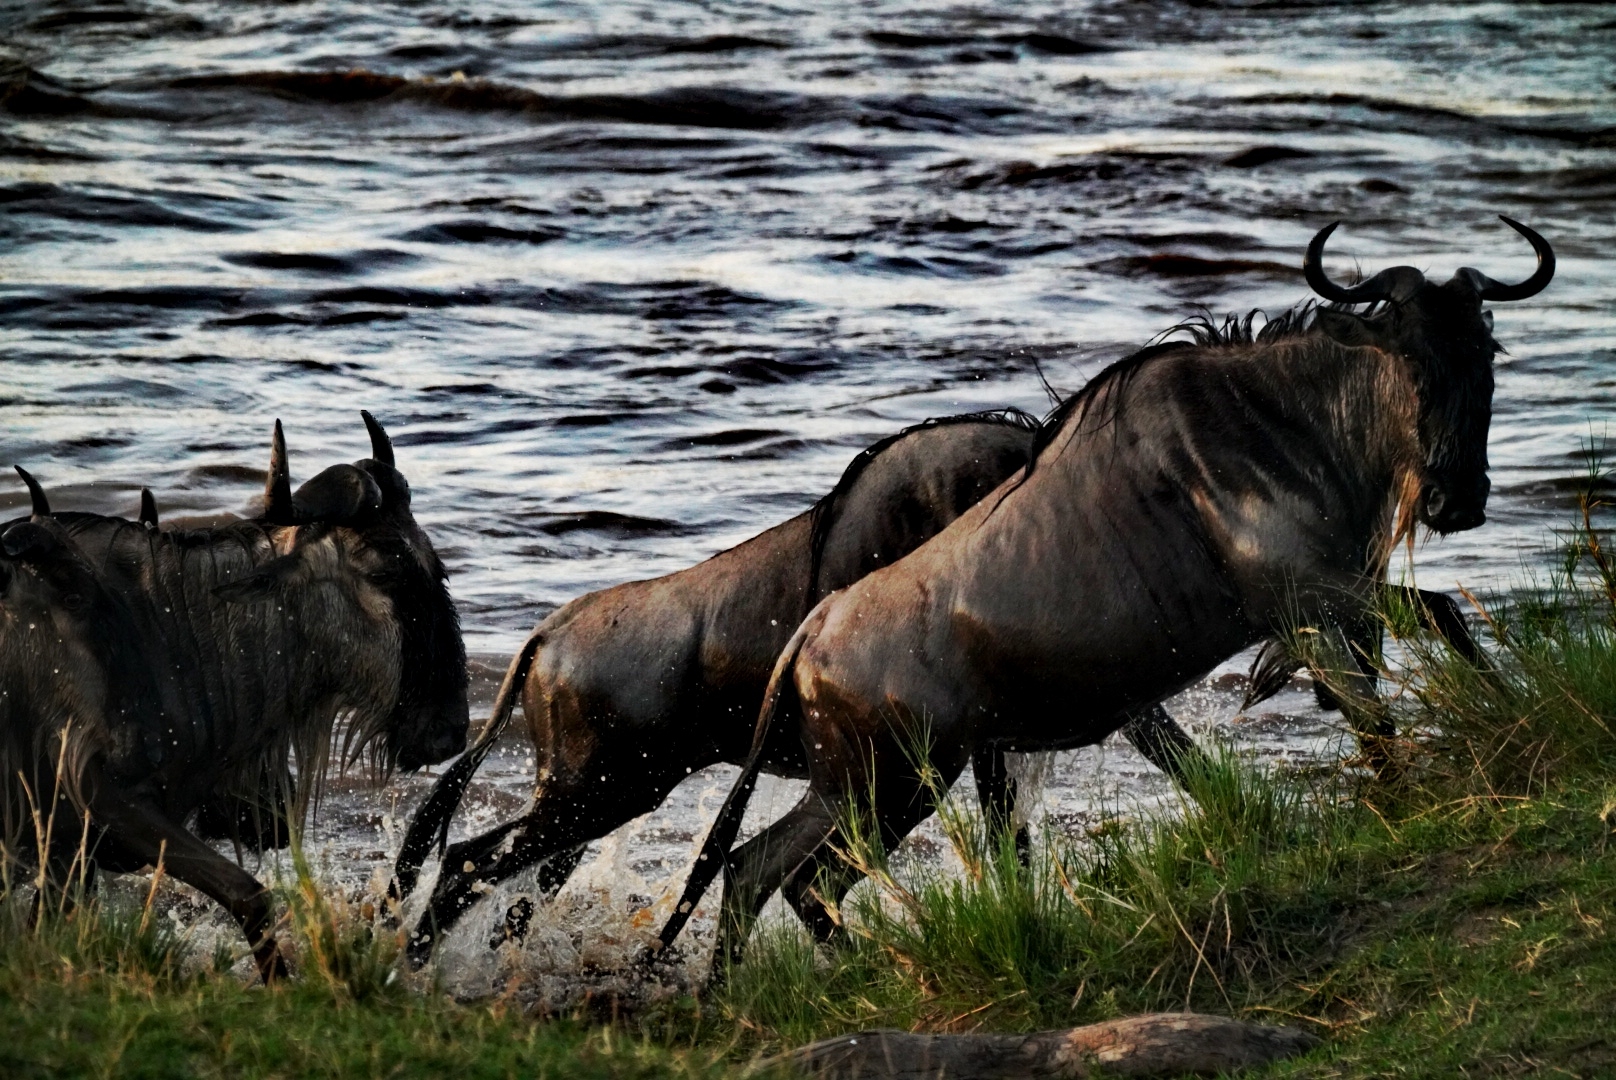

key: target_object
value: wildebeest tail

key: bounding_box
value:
[656,621,811,952]
[388,629,544,906]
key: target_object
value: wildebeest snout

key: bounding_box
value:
[1420,472,1489,534]
[394,696,469,771]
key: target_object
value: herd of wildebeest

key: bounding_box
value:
[0,219,1555,983]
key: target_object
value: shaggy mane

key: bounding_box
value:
[1012,301,1358,495]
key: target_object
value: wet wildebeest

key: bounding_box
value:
[392,411,1205,964]
[0,414,468,979]
[659,217,1554,973]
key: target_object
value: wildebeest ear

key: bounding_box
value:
[213,550,304,604]
[292,464,383,523]
[139,488,159,528]
[1315,308,1376,347]
[356,458,411,511]
[2,521,60,560]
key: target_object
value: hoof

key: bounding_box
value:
[255,943,291,984]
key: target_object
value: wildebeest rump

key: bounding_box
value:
[392,411,1209,963]
[0,414,469,979]
[660,218,1553,972]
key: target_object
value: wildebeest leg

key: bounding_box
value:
[1308,617,1395,766]
[1118,703,1207,786]
[27,803,101,924]
[780,836,855,943]
[712,793,839,978]
[971,745,1029,864]
[489,843,588,948]
[535,842,587,896]
[1388,586,1487,667]
[85,782,287,982]
[408,779,666,967]
[718,761,958,979]
[786,743,1033,940]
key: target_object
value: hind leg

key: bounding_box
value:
[711,793,840,976]
[718,758,963,977]
[534,843,587,896]
[786,744,1017,940]
[781,836,856,943]
[408,775,673,968]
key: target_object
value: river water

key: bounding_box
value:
[3,0,1613,996]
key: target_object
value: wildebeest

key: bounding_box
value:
[659,217,1553,972]
[1,413,468,979]
[392,410,1209,964]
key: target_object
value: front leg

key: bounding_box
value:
[1301,614,1394,753]
[86,776,287,982]
[971,744,1029,864]
[1387,585,1486,667]
[1118,703,1207,785]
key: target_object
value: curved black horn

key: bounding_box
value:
[265,420,293,523]
[1458,216,1555,302]
[14,466,49,517]
[1303,222,1425,305]
[1305,223,1374,303]
[139,487,158,528]
[362,410,395,467]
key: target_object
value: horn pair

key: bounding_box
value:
[264,411,394,523]
[12,466,158,525]
[1305,216,1555,305]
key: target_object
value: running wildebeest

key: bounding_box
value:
[0,413,468,980]
[393,411,1210,965]
[659,217,1554,974]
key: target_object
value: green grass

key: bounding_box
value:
[0,848,768,1080]
[6,495,1616,1077]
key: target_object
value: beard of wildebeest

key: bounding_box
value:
[0,414,468,980]
[353,502,468,772]
[661,218,1554,976]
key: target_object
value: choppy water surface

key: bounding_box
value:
[4,1,1613,994]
